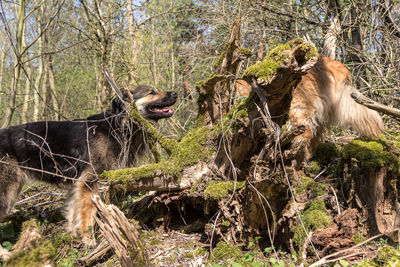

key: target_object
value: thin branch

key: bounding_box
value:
[351,92,400,119]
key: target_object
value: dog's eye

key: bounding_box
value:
[151,90,157,95]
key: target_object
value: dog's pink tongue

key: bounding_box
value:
[162,108,170,112]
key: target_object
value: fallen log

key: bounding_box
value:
[91,194,149,267]
[79,238,111,266]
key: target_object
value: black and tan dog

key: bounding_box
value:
[0,85,177,245]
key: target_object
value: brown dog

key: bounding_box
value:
[0,85,177,246]
[235,55,383,159]
[289,55,383,159]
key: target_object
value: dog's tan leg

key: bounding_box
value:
[77,179,96,246]
[65,171,97,246]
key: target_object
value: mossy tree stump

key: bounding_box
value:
[342,139,400,240]
[100,19,319,253]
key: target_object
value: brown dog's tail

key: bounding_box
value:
[333,80,384,137]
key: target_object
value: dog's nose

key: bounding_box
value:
[170,91,178,98]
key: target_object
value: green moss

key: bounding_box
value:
[20,219,38,231]
[342,139,400,175]
[213,46,252,70]
[130,105,178,155]
[313,142,341,166]
[210,241,241,263]
[238,47,253,57]
[305,161,322,175]
[376,246,400,265]
[101,127,213,190]
[204,181,245,201]
[149,239,160,246]
[212,93,255,136]
[243,50,290,81]
[195,74,224,93]
[57,248,79,267]
[5,239,56,267]
[353,233,366,244]
[52,232,74,248]
[304,199,331,228]
[293,198,331,251]
[103,162,168,181]
[194,247,207,257]
[356,245,400,266]
[294,42,318,61]
[243,38,317,81]
[295,176,327,197]
[185,251,194,259]
[221,220,231,227]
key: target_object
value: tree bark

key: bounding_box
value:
[0,40,6,108]
[91,194,150,267]
[126,0,137,84]
[33,25,43,121]
[1,0,25,127]
[47,55,59,120]
[21,23,32,124]
[351,92,400,119]
[79,0,112,107]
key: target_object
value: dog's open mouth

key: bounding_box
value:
[145,99,177,119]
[149,106,175,115]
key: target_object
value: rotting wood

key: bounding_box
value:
[91,194,150,267]
[11,220,41,252]
[79,238,110,266]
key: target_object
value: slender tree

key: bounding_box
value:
[1,0,25,127]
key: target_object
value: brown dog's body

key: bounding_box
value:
[0,85,177,244]
[235,55,383,158]
[289,55,383,159]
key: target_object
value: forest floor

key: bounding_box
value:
[2,132,400,266]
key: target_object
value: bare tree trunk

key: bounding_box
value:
[348,5,367,89]
[33,62,43,121]
[126,0,137,85]
[170,37,176,90]
[256,24,267,61]
[33,46,43,121]
[32,4,44,121]
[21,65,32,124]
[1,0,25,127]
[79,0,112,107]
[47,55,59,120]
[0,40,6,107]
[21,24,32,124]
[41,57,48,118]
[151,16,158,88]
[94,58,102,107]
[183,59,191,100]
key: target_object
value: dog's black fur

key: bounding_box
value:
[0,85,177,244]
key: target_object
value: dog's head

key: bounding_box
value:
[112,85,177,121]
